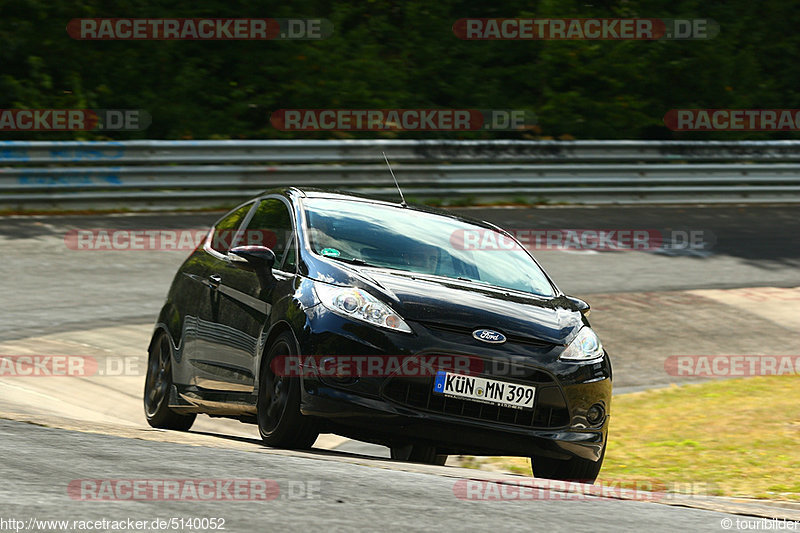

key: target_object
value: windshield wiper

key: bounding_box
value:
[457,276,490,284]
[326,256,376,267]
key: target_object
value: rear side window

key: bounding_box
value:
[240,198,296,270]
[208,203,253,254]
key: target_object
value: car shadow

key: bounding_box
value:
[186,429,397,463]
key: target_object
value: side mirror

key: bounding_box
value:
[230,245,276,269]
[566,296,591,317]
[229,245,276,288]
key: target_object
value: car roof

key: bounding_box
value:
[270,186,502,232]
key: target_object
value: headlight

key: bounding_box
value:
[560,327,604,361]
[313,282,413,334]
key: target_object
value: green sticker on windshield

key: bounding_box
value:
[320,248,341,257]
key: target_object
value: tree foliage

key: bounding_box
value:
[1,0,798,140]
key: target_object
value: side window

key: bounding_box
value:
[209,203,253,254]
[241,198,296,271]
[281,235,297,270]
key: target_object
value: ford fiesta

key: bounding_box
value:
[144,187,612,482]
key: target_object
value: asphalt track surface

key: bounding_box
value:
[1,204,799,531]
[0,419,754,533]
[0,204,798,342]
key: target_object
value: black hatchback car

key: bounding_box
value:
[144,187,612,482]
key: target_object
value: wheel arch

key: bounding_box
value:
[255,320,301,392]
[151,300,184,353]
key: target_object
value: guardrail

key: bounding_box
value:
[2,140,800,209]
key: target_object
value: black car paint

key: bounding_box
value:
[151,187,611,460]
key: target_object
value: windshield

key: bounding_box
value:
[303,198,556,297]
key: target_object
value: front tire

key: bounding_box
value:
[144,333,196,431]
[257,332,319,449]
[531,445,605,484]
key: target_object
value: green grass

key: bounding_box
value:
[454,376,800,501]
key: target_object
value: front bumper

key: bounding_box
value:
[297,309,612,459]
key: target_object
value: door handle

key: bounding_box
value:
[207,274,222,289]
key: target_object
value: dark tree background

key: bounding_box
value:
[1,0,798,140]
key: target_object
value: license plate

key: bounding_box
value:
[433,371,535,410]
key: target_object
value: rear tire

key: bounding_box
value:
[390,444,448,465]
[257,332,319,449]
[531,445,605,484]
[144,333,196,431]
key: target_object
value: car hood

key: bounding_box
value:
[304,258,582,345]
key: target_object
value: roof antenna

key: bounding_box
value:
[382,151,407,207]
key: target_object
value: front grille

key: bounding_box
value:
[417,321,557,348]
[382,374,570,429]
